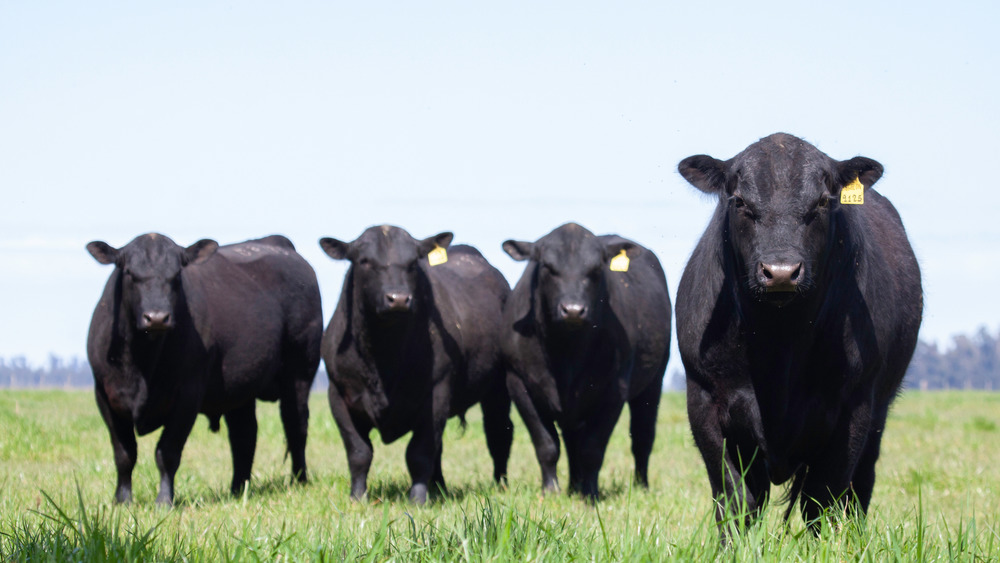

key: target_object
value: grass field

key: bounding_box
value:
[0,390,998,561]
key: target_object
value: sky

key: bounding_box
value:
[2,1,998,370]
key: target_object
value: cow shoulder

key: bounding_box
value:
[676,205,734,367]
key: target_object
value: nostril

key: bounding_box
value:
[790,263,802,281]
[761,264,774,280]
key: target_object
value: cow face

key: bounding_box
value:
[679,133,882,307]
[504,223,636,330]
[320,226,453,319]
[87,234,218,332]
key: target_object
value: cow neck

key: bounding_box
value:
[351,271,431,380]
[535,290,605,376]
[111,272,188,384]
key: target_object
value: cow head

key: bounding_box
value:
[87,233,218,333]
[320,225,453,319]
[678,133,882,307]
[503,223,637,330]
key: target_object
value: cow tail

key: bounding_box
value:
[208,415,221,433]
[458,412,468,435]
[782,465,808,523]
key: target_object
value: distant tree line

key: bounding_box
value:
[0,355,331,391]
[903,327,999,391]
[0,355,93,388]
[3,327,999,391]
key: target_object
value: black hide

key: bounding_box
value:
[87,234,323,506]
[319,225,513,504]
[676,133,922,532]
[501,223,671,500]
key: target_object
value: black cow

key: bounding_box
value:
[501,223,671,500]
[319,225,513,504]
[676,133,922,531]
[87,234,323,506]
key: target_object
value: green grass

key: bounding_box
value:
[0,390,998,560]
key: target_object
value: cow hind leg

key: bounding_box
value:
[225,401,258,496]
[628,381,662,488]
[480,372,514,484]
[850,410,890,514]
[279,376,312,484]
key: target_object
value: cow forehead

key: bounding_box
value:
[355,226,419,263]
[121,235,184,274]
[537,227,603,268]
[734,141,832,202]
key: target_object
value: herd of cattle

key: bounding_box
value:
[84,134,922,532]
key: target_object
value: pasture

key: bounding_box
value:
[1,389,997,561]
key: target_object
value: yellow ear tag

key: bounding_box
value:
[840,177,864,205]
[427,245,448,267]
[609,249,630,272]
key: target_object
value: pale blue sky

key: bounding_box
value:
[2,1,998,366]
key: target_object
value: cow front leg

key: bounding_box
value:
[507,372,561,493]
[407,388,448,504]
[688,377,769,533]
[328,385,373,501]
[799,400,874,531]
[563,397,624,502]
[405,422,442,504]
[154,404,199,507]
[94,385,137,504]
[225,401,258,496]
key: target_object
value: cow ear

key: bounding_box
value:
[319,237,351,260]
[678,155,728,194]
[837,156,883,188]
[502,240,535,262]
[183,239,218,266]
[418,232,454,258]
[87,241,119,265]
[605,240,640,261]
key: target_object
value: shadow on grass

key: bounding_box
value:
[170,473,309,509]
[364,478,510,506]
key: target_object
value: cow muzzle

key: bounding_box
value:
[757,261,802,293]
[556,301,589,326]
[382,291,413,313]
[139,310,173,332]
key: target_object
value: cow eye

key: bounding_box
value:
[358,258,371,268]
[731,196,755,220]
[805,198,831,223]
[543,263,559,277]
[407,261,418,273]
